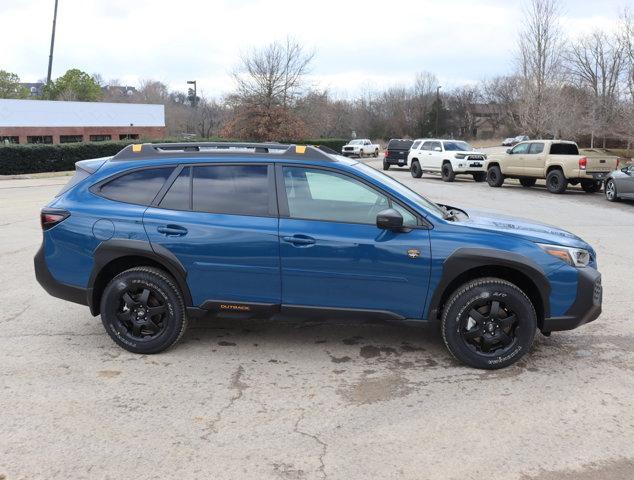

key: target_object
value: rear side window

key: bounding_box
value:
[529,143,544,154]
[387,139,413,149]
[411,140,422,150]
[550,143,579,155]
[160,167,191,210]
[97,167,174,205]
[193,165,270,216]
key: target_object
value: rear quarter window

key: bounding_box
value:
[96,167,174,205]
[549,143,579,155]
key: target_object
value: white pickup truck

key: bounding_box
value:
[341,139,380,158]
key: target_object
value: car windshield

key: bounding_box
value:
[349,140,363,145]
[443,141,472,152]
[387,139,413,149]
[354,162,447,219]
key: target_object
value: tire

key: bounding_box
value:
[383,160,390,171]
[519,177,536,188]
[486,165,504,187]
[472,172,486,182]
[410,160,422,178]
[581,179,601,193]
[441,277,537,369]
[546,169,567,194]
[441,162,455,182]
[358,149,364,158]
[605,179,619,202]
[100,266,188,354]
[373,149,379,158]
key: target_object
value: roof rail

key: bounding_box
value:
[111,142,336,162]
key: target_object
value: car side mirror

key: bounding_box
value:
[376,208,404,231]
[506,148,512,154]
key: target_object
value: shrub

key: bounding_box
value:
[0,137,350,175]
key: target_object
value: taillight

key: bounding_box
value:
[579,157,587,170]
[385,150,390,158]
[41,209,70,230]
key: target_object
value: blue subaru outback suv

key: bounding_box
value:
[35,143,602,369]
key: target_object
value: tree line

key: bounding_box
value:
[1,0,633,147]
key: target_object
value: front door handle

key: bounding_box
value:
[282,235,316,246]
[157,224,188,237]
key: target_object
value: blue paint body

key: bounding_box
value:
[43,152,598,321]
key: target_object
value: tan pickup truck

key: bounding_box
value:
[486,140,618,194]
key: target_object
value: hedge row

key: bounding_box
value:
[0,138,349,175]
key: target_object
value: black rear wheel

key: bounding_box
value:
[410,160,422,178]
[546,169,567,194]
[519,177,536,188]
[383,160,390,171]
[100,267,187,354]
[441,277,536,369]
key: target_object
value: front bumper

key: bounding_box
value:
[542,267,602,332]
[34,242,88,307]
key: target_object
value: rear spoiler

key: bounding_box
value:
[75,156,110,174]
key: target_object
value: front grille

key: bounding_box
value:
[593,278,602,305]
[344,147,354,151]
[467,155,485,161]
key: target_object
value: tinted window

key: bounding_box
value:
[160,167,191,210]
[511,143,530,154]
[98,167,174,205]
[529,142,544,154]
[387,139,414,149]
[550,143,579,155]
[283,167,389,224]
[193,165,270,216]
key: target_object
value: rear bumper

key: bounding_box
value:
[385,157,408,165]
[542,267,602,332]
[34,242,88,307]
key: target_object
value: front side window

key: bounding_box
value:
[429,141,442,151]
[511,143,530,154]
[193,164,270,216]
[283,167,417,226]
[97,167,174,205]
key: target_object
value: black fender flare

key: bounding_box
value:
[426,247,550,320]
[87,239,192,315]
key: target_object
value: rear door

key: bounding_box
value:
[277,165,431,319]
[524,142,546,177]
[143,163,281,310]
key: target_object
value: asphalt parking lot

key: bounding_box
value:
[1,162,633,480]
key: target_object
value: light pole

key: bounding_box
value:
[187,80,197,107]
[435,85,442,137]
[46,0,59,86]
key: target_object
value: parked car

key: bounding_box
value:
[408,139,488,182]
[511,135,530,145]
[35,142,602,369]
[341,139,380,158]
[383,138,414,170]
[604,164,634,202]
[487,140,618,194]
[502,137,515,146]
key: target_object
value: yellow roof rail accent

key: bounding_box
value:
[295,145,306,154]
[132,144,142,152]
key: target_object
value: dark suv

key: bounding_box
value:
[35,143,602,369]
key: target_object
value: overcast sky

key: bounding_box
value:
[1,0,626,98]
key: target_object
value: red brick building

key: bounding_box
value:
[0,99,166,145]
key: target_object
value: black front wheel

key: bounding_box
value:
[100,267,188,354]
[486,165,504,187]
[441,277,537,369]
[441,163,455,182]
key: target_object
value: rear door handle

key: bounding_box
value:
[282,235,316,246]
[157,224,188,236]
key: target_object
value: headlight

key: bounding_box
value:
[455,153,466,159]
[537,243,590,267]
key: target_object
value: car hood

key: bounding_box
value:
[458,208,591,249]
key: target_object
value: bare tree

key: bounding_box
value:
[516,0,564,137]
[566,30,626,147]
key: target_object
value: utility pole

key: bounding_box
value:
[46,0,59,86]
[187,80,197,107]
[435,85,442,137]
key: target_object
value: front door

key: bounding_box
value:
[524,142,546,177]
[277,165,431,319]
[505,142,530,175]
[143,163,281,308]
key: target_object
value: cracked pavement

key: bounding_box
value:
[1,166,633,480]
